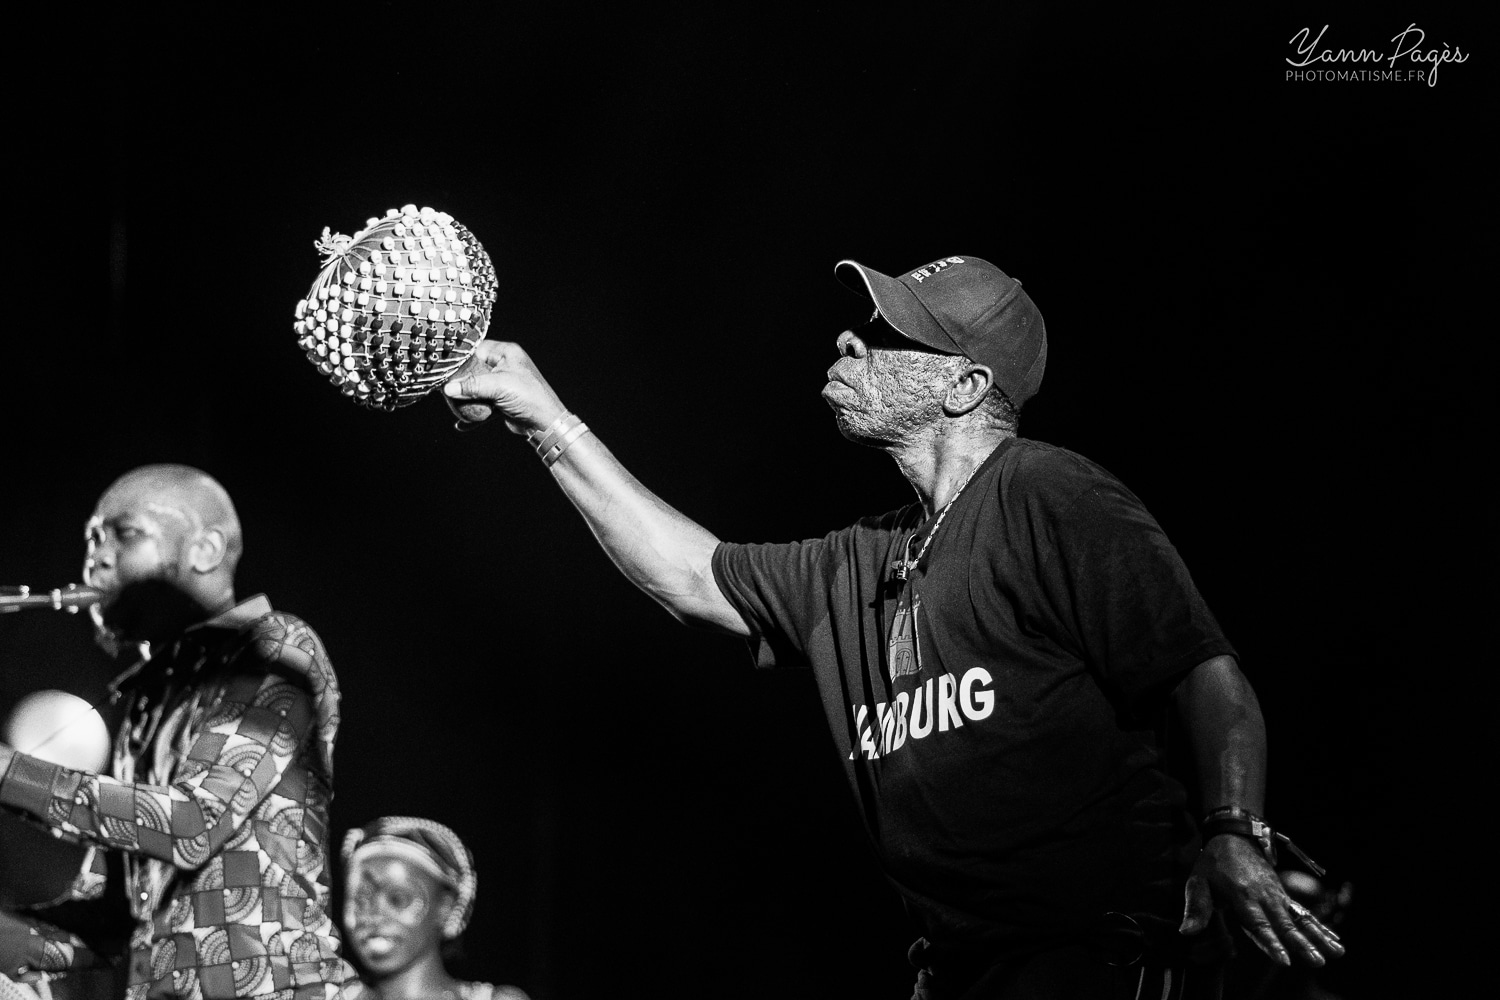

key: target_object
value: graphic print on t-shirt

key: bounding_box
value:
[855,586,998,760]
[849,666,998,760]
[887,590,921,680]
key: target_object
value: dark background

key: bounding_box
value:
[2,2,1487,997]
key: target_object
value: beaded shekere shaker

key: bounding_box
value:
[294,205,497,410]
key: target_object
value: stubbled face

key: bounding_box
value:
[83,485,199,645]
[822,313,959,446]
[83,493,191,599]
[345,856,454,979]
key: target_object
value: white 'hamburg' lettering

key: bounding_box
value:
[961,666,995,721]
[851,703,880,760]
[876,701,896,754]
[910,678,934,738]
[938,673,963,731]
[848,669,995,758]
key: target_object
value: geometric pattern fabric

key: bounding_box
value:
[0,596,356,998]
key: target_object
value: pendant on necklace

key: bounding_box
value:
[890,528,923,582]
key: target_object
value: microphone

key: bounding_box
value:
[0,584,103,614]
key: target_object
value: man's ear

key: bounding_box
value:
[944,363,994,417]
[188,528,227,574]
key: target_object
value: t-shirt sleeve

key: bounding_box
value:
[711,536,836,669]
[1038,477,1236,711]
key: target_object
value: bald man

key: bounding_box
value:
[0,465,358,999]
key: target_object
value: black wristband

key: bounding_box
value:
[1201,810,1276,864]
[1200,807,1328,877]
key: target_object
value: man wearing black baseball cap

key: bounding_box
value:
[444,255,1343,998]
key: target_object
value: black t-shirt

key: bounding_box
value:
[711,437,1236,960]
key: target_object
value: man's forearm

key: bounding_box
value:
[1173,654,1267,815]
[1172,655,1345,966]
[545,427,749,635]
[0,670,308,869]
[442,341,749,634]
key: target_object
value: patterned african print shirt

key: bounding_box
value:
[0,595,357,999]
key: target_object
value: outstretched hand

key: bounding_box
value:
[1180,834,1345,967]
[443,341,567,434]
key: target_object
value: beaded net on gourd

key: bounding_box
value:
[294,205,497,410]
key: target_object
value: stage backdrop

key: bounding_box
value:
[1,3,1485,998]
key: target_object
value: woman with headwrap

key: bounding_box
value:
[341,817,530,1000]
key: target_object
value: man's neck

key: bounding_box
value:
[200,587,239,621]
[890,424,1014,516]
[129,584,239,649]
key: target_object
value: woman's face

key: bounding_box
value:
[344,854,455,978]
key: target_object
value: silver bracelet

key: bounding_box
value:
[528,412,579,457]
[541,422,591,467]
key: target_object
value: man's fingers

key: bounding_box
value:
[445,349,496,400]
[444,375,475,398]
[1266,902,1327,967]
[1236,905,1292,966]
[444,392,495,427]
[444,371,505,400]
[1243,898,1347,968]
[441,340,563,434]
[471,339,528,372]
[1295,918,1345,962]
[1178,874,1214,934]
[1284,901,1345,963]
[445,342,534,400]
[472,338,510,361]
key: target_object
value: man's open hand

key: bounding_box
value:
[1180,834,1345,967]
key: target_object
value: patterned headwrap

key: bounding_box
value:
[341,817,477,939]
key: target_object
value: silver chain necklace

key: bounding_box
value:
[890,456,988,582]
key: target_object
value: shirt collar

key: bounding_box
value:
[187,593,273,635]
[108,595,274,699]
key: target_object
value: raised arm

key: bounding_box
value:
[1172,655,1345,967]
[444,340,748,635]
[0,668,315,870]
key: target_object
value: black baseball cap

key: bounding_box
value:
[835,255,1047,407]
